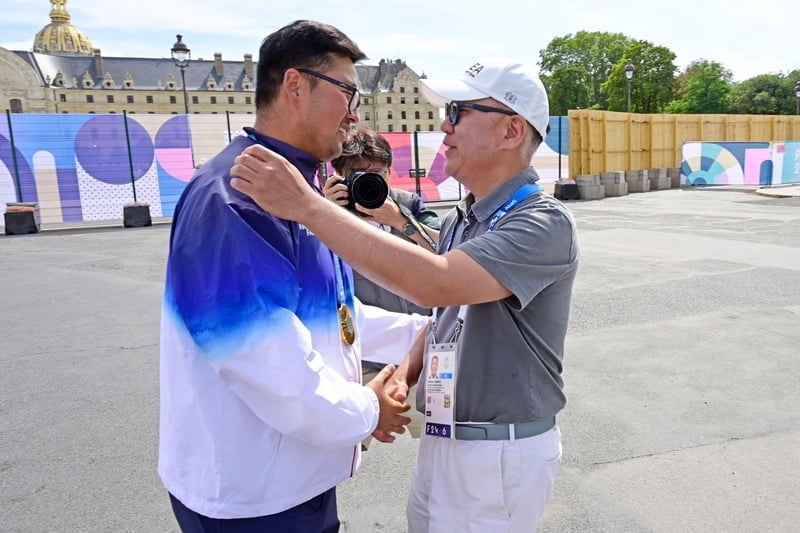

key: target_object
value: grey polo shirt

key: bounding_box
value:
[416,167,579,424]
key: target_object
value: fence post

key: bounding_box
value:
[557,115,563,180]
[413,130,421,196]
[5,109,23,202]
[122,110,137,202]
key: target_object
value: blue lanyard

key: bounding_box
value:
[331,253,348,307]
[487,183,542,230]
[445,182,542,251]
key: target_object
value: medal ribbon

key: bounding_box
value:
[332,253,348,308]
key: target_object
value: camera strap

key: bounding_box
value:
[397,203,438,251]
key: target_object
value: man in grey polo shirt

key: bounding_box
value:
[231,56,579,532]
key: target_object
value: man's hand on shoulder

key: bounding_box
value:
[230,144,320,222]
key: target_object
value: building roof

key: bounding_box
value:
[13,50,255,91]
[13,51,425,95]
[357,58,412,93]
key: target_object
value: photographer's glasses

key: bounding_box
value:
[297,68,361,114]
[445,100,516,126]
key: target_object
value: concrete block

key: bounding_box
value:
[4,211,39,235]
[553,181,579,200]
[123,204,152,228]
[576,174,601,186]
[600,171,625,185]
[667,167,681,188]
[625,169,648,180]
[600,171,628,196]
[648,168,670,190]
[4,202,39,235]
[603,181,628,197]
[577,183,605,200]
[625,169,650,193]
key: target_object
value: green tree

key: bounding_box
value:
[602,41,677,113]
[539,31,632,112]
[542,65,591,115]
[727,71,800,114]
[665,59,732,113]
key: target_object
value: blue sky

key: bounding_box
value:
[2,0,798,83]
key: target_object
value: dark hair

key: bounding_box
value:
[331,128,393,174]
[255,20,366,110]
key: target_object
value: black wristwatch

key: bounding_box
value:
[402,222,416,237]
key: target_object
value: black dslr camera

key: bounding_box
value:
[339,170,389,211]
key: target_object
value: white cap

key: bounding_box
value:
[419,57,550,139]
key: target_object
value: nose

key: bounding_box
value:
[440,117,452,133]
[348,107,360,123]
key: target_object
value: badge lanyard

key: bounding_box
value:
[332,253,355,345]
[425,182,542,438]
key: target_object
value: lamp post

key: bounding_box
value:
[795,81,800,115]
[624,58,636,113]
[171,34,191,114]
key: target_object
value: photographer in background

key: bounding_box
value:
[324,128,440,449]
[324,128,440,253]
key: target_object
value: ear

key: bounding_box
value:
[500,114,527,150]
[282,68,306,110]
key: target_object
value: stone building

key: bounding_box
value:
[0,0,441,131]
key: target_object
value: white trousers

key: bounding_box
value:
[407,425,562,533]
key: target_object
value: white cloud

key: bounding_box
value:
[2,0,798,83]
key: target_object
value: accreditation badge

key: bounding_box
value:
[424,343,456,438]
[338,304,356,345]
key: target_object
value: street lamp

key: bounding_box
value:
[171,34,191,114]
[794,81,800,115]
[624,58,636,113]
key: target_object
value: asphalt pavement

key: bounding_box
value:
[1,184,799,532]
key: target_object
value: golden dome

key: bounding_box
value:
[33,0,94,55]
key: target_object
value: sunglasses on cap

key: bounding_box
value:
[445,101,517,126]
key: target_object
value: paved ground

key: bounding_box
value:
[1,185,799,532]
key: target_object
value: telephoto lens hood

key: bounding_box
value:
[341,171,389,210]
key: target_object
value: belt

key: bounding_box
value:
[454,416,555,441]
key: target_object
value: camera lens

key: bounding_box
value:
[349,172,389,209]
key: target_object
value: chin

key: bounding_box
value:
[318,145,342,163]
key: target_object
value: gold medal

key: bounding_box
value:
[338,304,356,345]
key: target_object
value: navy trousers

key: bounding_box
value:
[169,488,339,533]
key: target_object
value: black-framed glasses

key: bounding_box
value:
[297,68,360,113]
[445,101,516,126]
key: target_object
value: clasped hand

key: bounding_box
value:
[365,364,413,444]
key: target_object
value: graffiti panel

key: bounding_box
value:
[0,113,571,228]
[681,141,800,187]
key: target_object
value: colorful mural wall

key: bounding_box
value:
[0,113,570,229]
[681,141,800,186]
